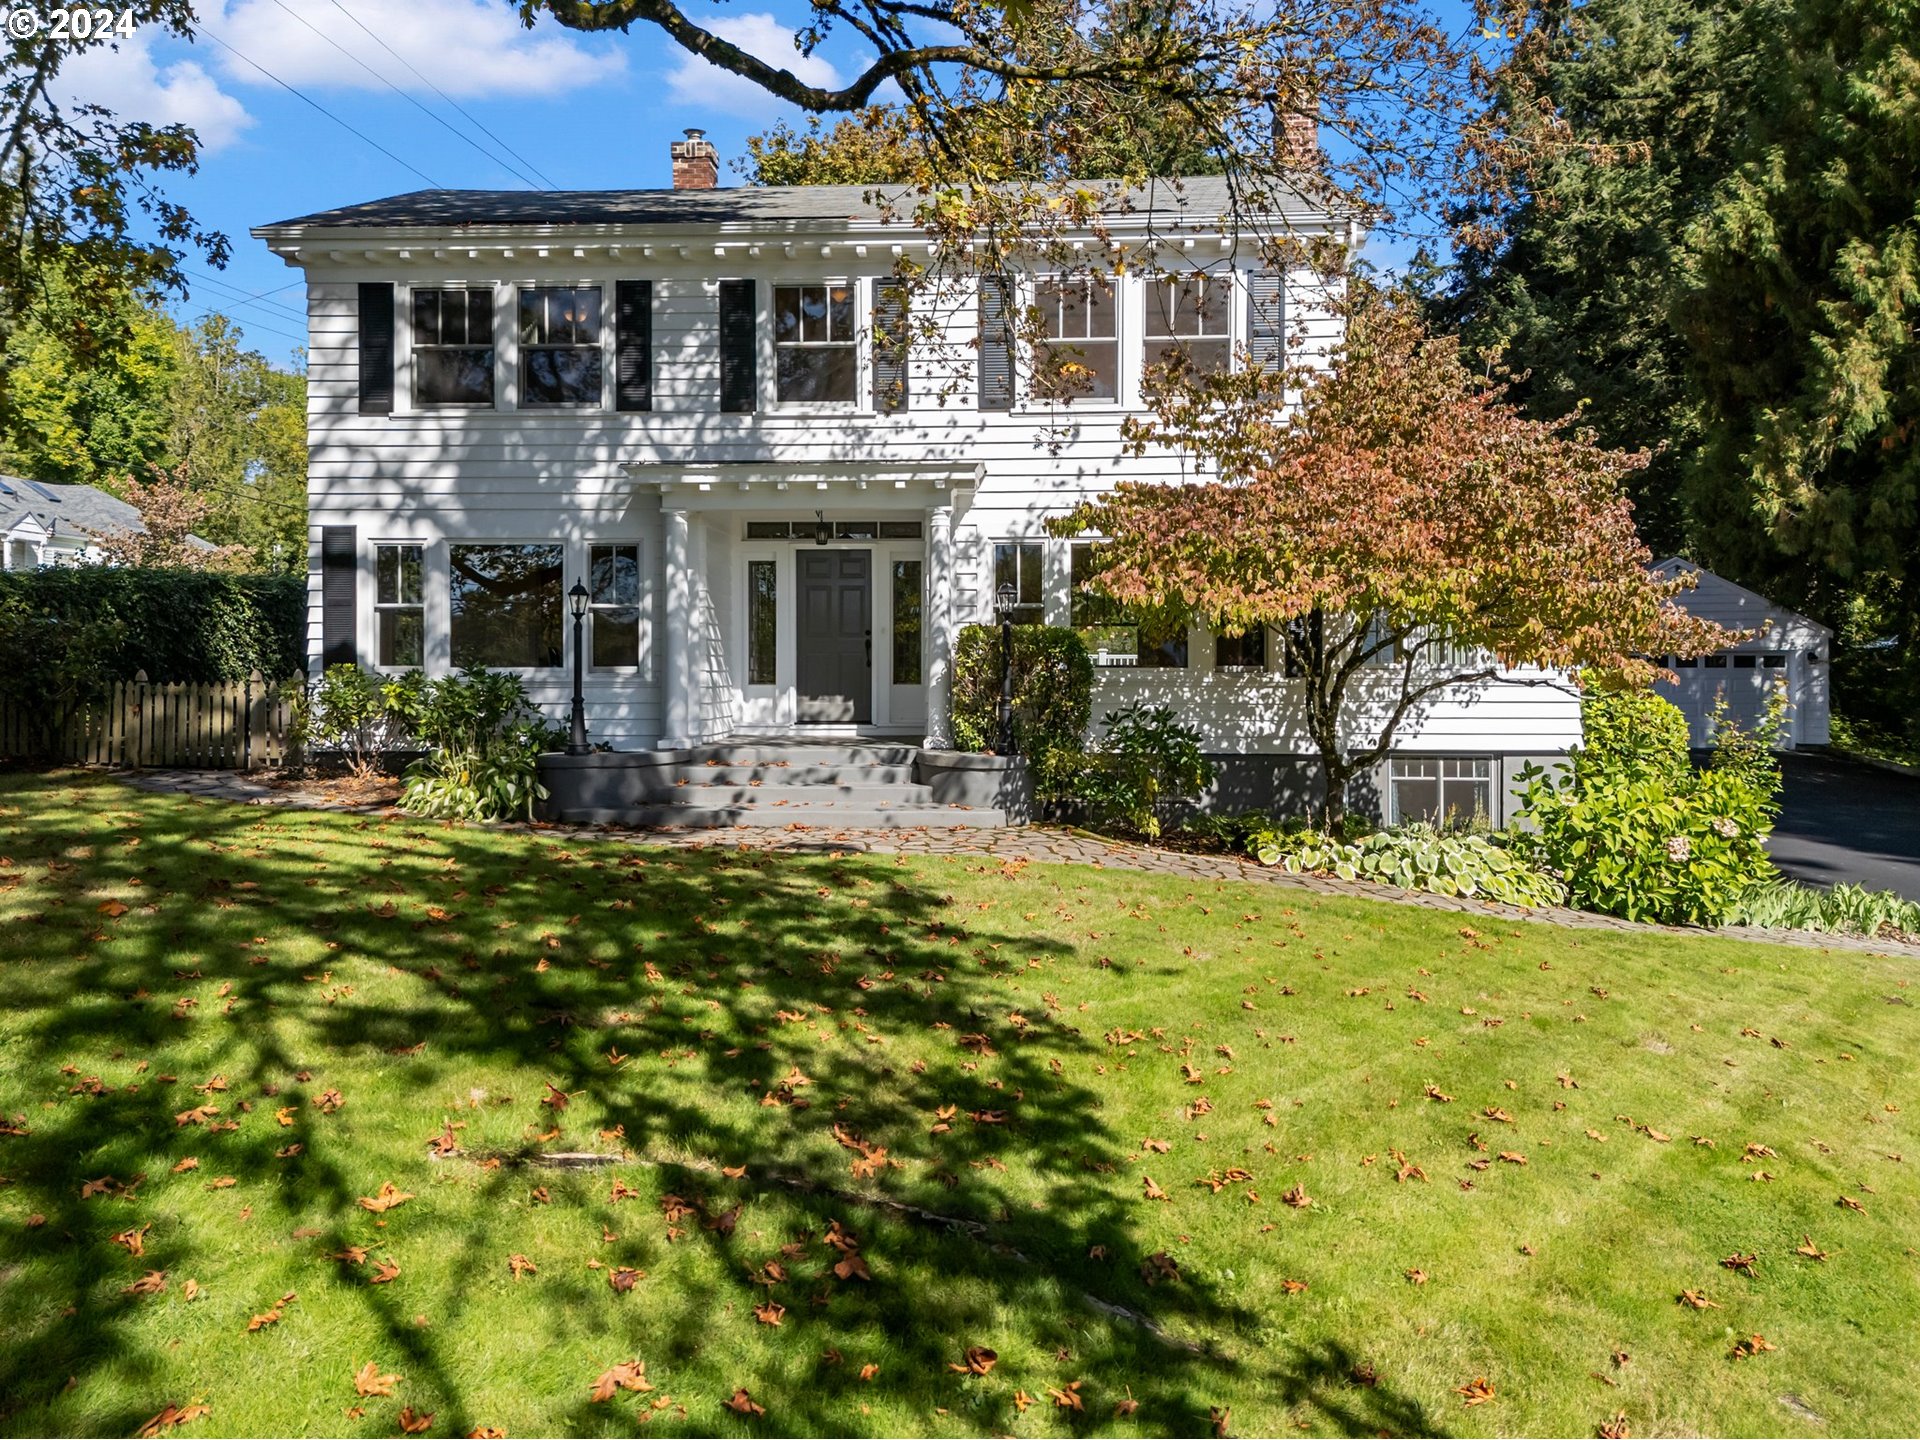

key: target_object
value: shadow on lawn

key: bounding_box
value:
[0,781,1451,1437]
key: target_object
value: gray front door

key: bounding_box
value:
[796,550,872,723]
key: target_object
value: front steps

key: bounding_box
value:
[539,741,1011,829]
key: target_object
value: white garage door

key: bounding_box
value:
[1656,653,1792,747]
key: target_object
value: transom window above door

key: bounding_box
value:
[412,289,494,406]
[774,284,857,403]
[519,287,602,406]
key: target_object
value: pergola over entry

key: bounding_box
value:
[621,460,983,749]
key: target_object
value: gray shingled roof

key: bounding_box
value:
[0,475,212,548]
[255,175,1310,233]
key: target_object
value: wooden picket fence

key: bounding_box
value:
[0,671,300,770]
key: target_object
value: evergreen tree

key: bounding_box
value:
[1675,0,1918,636]
[1438,0,1768,557]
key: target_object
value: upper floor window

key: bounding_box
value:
[519,287,601,406]
[1145,273,1232,377]
[412,288,494,406]
[1032,275,1117,402]
[774,283,856,403]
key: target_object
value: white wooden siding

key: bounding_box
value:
[296,249,1575,755]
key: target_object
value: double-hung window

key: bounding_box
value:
[773,283,857,403]
[519,287,602,406]
[1144,272,1232,377]
[992,541,1045,626]
[1071,543,1187,668]
[1033,275,1118,401]
[588,544,641,670]
[374,543,423,667]
[449,543,564,668]
[412,288,494,405]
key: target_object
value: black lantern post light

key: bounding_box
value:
[567,580,591,755]
[994,580,1017,756]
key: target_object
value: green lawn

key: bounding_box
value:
[1,772,1916,1439]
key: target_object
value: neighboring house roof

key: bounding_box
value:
[0,474,212,550]
[255,175,1327,235]
[1653,557,1833,643]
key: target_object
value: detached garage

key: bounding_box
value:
[1651,559,1831,749]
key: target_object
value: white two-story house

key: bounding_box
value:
[255,130,1577,827]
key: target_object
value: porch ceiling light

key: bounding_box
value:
[814,510,831,546]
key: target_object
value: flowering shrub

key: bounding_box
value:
[1248,824,1567,908]
[1513,690,1783,925]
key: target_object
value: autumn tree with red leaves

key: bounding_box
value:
[1055,285,1736,826]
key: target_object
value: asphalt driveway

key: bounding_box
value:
[1770,751,1920,901]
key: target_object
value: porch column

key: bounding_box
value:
[923,502,954,749]
[659,507,693,750]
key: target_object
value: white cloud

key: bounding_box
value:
[206,0,626,99]
[664,12,842,117]
[60,34,254,151]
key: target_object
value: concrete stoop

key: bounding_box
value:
[537,741,1026,829]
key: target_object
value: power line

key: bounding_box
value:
[265,0,547,190]
[200,28,446,189]
[186,269,309,323]
[181,305,310,346]
[324,0,561,190]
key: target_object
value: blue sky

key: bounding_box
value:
[69,0,1480,368]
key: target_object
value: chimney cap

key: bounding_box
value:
[684,127,706,142]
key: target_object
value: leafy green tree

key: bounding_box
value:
[1674,0,1918,638]
[2,3,227,392]
[0,286,307,572]
[1438,0,1767,557]
[0,261,178,486]
[166,316,309,571]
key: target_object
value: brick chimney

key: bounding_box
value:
[1274,108,1319,170]
[671,128,718,190]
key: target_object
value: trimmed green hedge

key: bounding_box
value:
[952,623,1093,800]
[0,568,305,681]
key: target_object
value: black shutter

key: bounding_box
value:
[357,283,394,415]
[872,280,909,414]
[977,275,1014,412]
[615,279,653,412]
[1247,271,1284,372]
[319,526,357,670]
[718,278,756,413]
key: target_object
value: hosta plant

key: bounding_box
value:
[1248,824,1567,908]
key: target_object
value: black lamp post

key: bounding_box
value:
[567,580,591,755]
[993,580,1017,756]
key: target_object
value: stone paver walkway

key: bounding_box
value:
[117,768,1920,959]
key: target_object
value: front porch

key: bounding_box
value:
[636,461,979,751]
